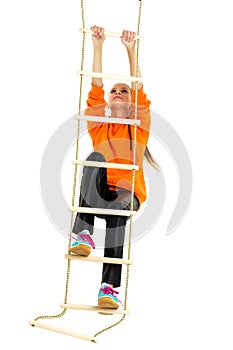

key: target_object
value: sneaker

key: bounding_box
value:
[69,230,95,257]
[98,283,122,309]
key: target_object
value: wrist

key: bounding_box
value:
[126,47,136,57]
[94,45,103,51]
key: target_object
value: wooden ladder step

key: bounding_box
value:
[72,160,139,171]
[61,303,129,315]
[78,70,142,83]
[75,114,141,125]
[29,320,98,342]
[80,27,143,40]
[65,254,133,265]
[70,206,136,217]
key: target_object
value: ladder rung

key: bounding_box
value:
[80,27,143,41]
[61,303,129,315]
[65,254,133,265]
[71,206,136,217]
[72,160,139,171]
[78,70,142,83]
[75,114,141,126]
[29,320,98,343]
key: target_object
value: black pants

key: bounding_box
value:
[73,152,139,288]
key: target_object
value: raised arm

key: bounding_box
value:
[121,30,142,90]
[91,25,105,87]
[90,27,142,90]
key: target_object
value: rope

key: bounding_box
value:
[33,0,86,324]
[93,0,143,338]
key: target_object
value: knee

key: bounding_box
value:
[87,152,106,162]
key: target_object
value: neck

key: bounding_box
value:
[110,110,128,118]
[109,104,131,118]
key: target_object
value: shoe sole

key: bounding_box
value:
[98,297,119,310]
[69,243,91,257]
[98,296,118,315]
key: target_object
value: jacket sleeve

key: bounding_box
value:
[131,86,151,133]
[86,84,106,107]
[85,85,107,132]
[131,86,151,108]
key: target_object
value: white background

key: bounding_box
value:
[1,0,233,349]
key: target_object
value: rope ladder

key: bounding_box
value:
[29,0,143,343]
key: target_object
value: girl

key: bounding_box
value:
[70,26,156,309]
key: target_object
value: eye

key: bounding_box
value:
[110,89,116,94]
[121,89,129,94]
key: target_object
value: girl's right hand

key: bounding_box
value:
[91,25,106,47]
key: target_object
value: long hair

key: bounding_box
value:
[144,146,160,171]
[108,83,160,171]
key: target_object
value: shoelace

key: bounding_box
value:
[101,286,123,306]
[79,233,95,249]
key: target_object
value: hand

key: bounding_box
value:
[91,25,106,47]
[121,30,136,51]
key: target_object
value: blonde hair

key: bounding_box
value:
[144,146,160,171]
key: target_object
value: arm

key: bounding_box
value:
[121,30,150,107]
[85,26,106,108]
[91,25,106,87]
[121,30,142,90]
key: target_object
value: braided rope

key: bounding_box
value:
[33,0,86,324]
[93,0,143,338]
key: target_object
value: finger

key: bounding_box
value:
[91,25,98,36]
[95,26,104,38]
[122,30,136,42]
[122,29,128,41]
[128,31,136,42]
[91,25,104,38]
[131,31,136,41]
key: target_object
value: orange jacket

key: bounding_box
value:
[85,84,151,205]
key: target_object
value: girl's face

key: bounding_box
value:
[108,83,131,112]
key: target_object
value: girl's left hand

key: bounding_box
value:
[121,30,136,50]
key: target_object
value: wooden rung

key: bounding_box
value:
[71,206,136,217]
[72,160,139,171]
[78,70,142,83]
[65,254,133,265]
[29,320,98,343]
[75,114,141,126]
[80,27,143,40]
[61,303,129,315]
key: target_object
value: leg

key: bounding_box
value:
[72,152,108,235]
[102,215,127,288]
[102,190,140,288]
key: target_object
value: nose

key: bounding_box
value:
[115,89,121,95]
